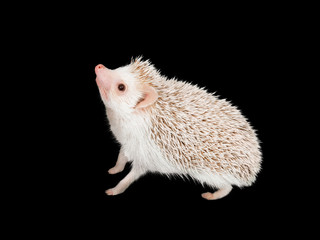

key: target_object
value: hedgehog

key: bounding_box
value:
[94,57,262,200]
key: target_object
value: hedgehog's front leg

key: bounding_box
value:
[106,169,142,196]
[108,148,128,174]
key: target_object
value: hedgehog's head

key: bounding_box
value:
[95,59,158,114]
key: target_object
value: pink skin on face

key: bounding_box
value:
[95,64,118,100]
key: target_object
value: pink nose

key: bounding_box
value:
[95,64,106,73]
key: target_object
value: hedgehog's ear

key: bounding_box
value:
[135,85,158,109]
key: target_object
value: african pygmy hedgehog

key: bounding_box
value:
[95,57,262,200]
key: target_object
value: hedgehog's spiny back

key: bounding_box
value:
[149,78,261,186]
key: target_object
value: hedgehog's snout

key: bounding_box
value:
[95,64,106,72]
[95,64,116,93]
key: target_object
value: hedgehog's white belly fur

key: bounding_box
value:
[107,108,241,189]
[108,109,178,174]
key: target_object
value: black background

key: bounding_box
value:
[14,4,308,237]
[52,34,286,234]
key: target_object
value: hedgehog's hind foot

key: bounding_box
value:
[201,185,232,200]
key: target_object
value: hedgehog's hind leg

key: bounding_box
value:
[201,185,232,200]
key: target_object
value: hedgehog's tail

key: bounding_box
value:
[201,185,232,200]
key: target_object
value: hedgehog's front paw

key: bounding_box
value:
[108,166,124,174]
[105,187,124,196]
[106,188,115,196]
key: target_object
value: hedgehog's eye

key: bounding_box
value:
[118,83,126,91]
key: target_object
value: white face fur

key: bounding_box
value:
[95,63,159,116]
[95,64,144,115]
